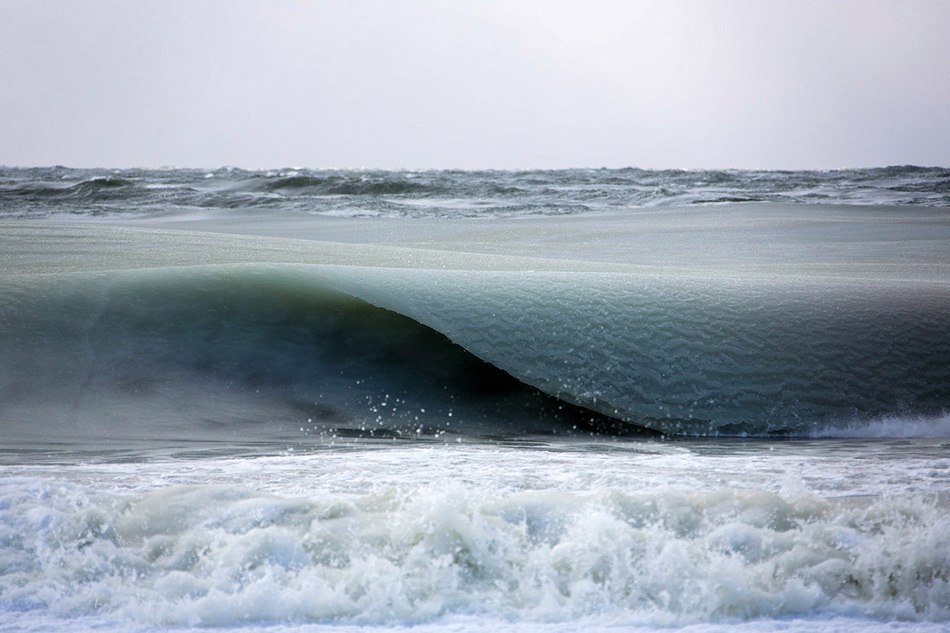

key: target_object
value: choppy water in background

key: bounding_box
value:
[1,165,949,633]
[2,165,949,219]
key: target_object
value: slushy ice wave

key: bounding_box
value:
[2,469,947,626]
[2,251,949,440]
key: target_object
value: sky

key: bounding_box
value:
[1,0,948,170]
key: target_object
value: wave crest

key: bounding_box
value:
[264,174,435,196]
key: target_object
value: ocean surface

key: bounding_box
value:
[1,166,949,632]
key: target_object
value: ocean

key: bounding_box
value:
[1,166,948,632]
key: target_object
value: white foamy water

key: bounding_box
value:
[2,440,949,632]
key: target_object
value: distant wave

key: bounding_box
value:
[8,176,136,200]
[264,174,435,196]
[1,166,948,218]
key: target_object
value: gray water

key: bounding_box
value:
[0,166,948,632]
[2,165,949,219]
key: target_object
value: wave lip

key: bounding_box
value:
[5,176,136,201]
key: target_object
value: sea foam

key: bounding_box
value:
[1,469,947,628]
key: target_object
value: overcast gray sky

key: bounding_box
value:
[1,0,948,170]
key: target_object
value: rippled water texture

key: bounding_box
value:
[2,165,949,219]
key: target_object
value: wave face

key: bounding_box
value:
[343,269,950,436]
[1,259,948,445]
[2,165,949,218]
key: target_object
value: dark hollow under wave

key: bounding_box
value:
[0,267,644,458]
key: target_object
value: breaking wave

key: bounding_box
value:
[0,267,635,456]
[263,174,435,196]
[1,262,948,448]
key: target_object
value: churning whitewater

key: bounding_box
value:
[2,444,949,630]
[0,167,948,633]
